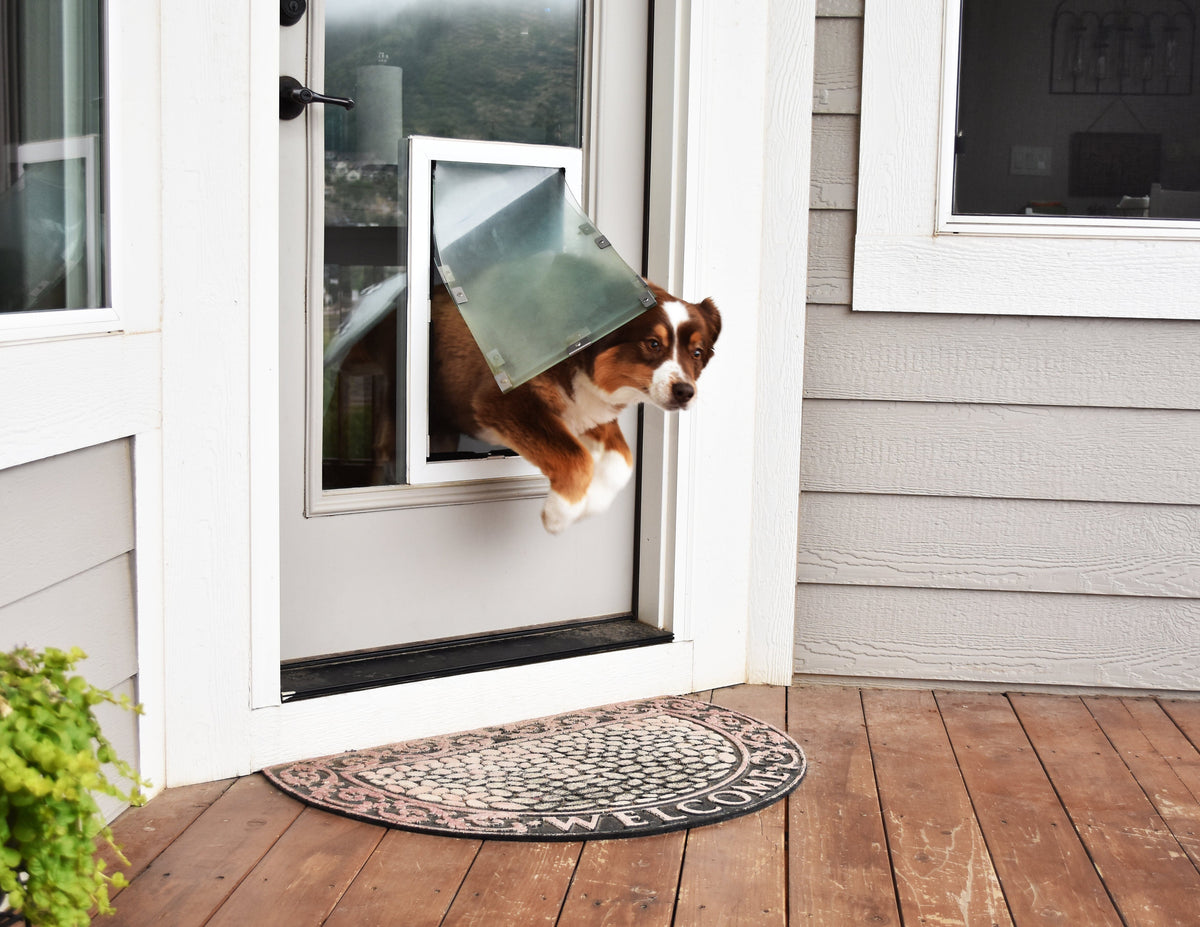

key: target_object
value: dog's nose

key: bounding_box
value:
[672,381,695,405]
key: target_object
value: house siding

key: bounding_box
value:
[796,2,1200,691]
[0,440,140,817]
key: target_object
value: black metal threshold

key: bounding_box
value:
[280,617,672,702]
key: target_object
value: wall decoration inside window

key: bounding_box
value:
[1051,0,1196,95]
[1068,130,1162,195]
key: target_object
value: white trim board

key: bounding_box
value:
[403,138,578,488]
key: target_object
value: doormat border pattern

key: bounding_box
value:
[263,696,806,841]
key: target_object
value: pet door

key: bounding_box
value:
[406,136,652,486]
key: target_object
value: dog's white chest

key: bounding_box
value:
[562,372,641,435]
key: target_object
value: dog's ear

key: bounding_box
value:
[697,297,721,345]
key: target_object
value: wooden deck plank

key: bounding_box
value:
[787,685,901,926]
[556,831,687,927]
[1160,698,1200,753]
[1125,698,1200,802]
[1012,693,1200,927]
[936,691,1123,926]
[101,778,236,895]
[322,830,481,927]
[1085,697,1200,866]
[863,688,1014,927]
[102,774,305,927]
[673,685,788,927]
[204,807,385,926]
[440,840,583,927]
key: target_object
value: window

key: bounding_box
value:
[853,0,1200,319]
[0,0,107,314]
[319,0,588,491]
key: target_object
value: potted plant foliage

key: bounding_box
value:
[0,646,148,926]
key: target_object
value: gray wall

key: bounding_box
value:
[0,440,140,818]
[796,0,1200,691]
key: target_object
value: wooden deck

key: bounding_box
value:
[80,684,1200,925]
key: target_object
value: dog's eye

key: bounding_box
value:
[692,346,704,358]
[647,338,661,352]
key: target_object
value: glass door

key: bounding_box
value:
[278,0,657,698]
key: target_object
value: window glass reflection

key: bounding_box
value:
[0,0,106,312]
[321,0,584,489]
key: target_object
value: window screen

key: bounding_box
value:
[954,0,1200,220]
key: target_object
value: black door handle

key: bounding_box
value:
[280,0,306,26]
[280,76,355,120]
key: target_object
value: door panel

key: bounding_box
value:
[279,1,649,663]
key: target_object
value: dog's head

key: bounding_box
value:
[590,283,721,412]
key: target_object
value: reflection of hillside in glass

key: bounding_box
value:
[324,0,583,228]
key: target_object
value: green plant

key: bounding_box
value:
[0,647,148,926]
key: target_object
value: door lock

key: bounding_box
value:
[279,76,355,120]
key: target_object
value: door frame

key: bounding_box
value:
[157,0,813,783]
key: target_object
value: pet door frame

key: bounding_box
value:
[405,136,585,488]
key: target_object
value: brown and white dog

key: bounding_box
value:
[430,282,721,533]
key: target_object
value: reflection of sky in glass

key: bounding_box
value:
[330,0,579,19]
[324,0,583,149]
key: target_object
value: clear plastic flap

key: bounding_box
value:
[431,160,655,392]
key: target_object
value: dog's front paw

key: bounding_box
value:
[585,449,634,516]
[542,490,588,535]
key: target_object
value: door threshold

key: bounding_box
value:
[280,617,672,702]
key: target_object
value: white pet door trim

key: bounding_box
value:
[405,136,584,487]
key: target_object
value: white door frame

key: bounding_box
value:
[157,0,812,783]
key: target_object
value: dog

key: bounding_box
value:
[430,281,721,533]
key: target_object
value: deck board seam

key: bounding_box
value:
[1083,698,1200,884]
[932,691,1020,927]
[436,839,486,927]
[859,687,906,926]
[1005,694,1130,927]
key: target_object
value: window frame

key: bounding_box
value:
[853,0,1200,319]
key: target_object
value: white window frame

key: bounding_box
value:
[854,0,1200,320]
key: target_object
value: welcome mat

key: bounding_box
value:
[263,696,806,841]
